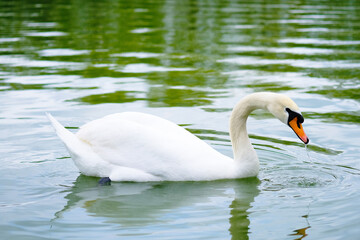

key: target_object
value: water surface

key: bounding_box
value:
[1,0,360,239]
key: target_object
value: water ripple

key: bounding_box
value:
[120,63,194,73]
[218,56,360,69]
[38,49,90,57]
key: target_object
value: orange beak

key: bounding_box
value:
[288,117,309,144]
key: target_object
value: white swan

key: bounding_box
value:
[47,92,309,182]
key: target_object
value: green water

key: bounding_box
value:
[1,0,359,239]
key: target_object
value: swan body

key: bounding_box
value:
[48,92,309,182]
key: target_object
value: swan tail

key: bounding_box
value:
[46,113,90,158]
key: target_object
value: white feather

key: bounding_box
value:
[47,92,305,182]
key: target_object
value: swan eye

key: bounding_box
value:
[285,108,304,127]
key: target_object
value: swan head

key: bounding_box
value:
[266,93,309,144]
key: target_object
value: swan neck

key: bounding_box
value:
[230,93,268,163]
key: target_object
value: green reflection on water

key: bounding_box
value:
[73,90,143,105]
[249,134,342,155]
[244,81,297,92]
[72,87,228,107]
[147,87,214,107]
[1,0,360,238]
[1,0,359,108]
[0,82,46,91]
[306,111,360,124]
[308,88,360,102]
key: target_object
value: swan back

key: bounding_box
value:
[76,112,236,181]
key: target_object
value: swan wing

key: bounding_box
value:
[76,112,234,180]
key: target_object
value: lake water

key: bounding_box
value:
[1,0,359,239]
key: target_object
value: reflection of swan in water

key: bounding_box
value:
[290,226,311,240]
[53,176,260,238]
